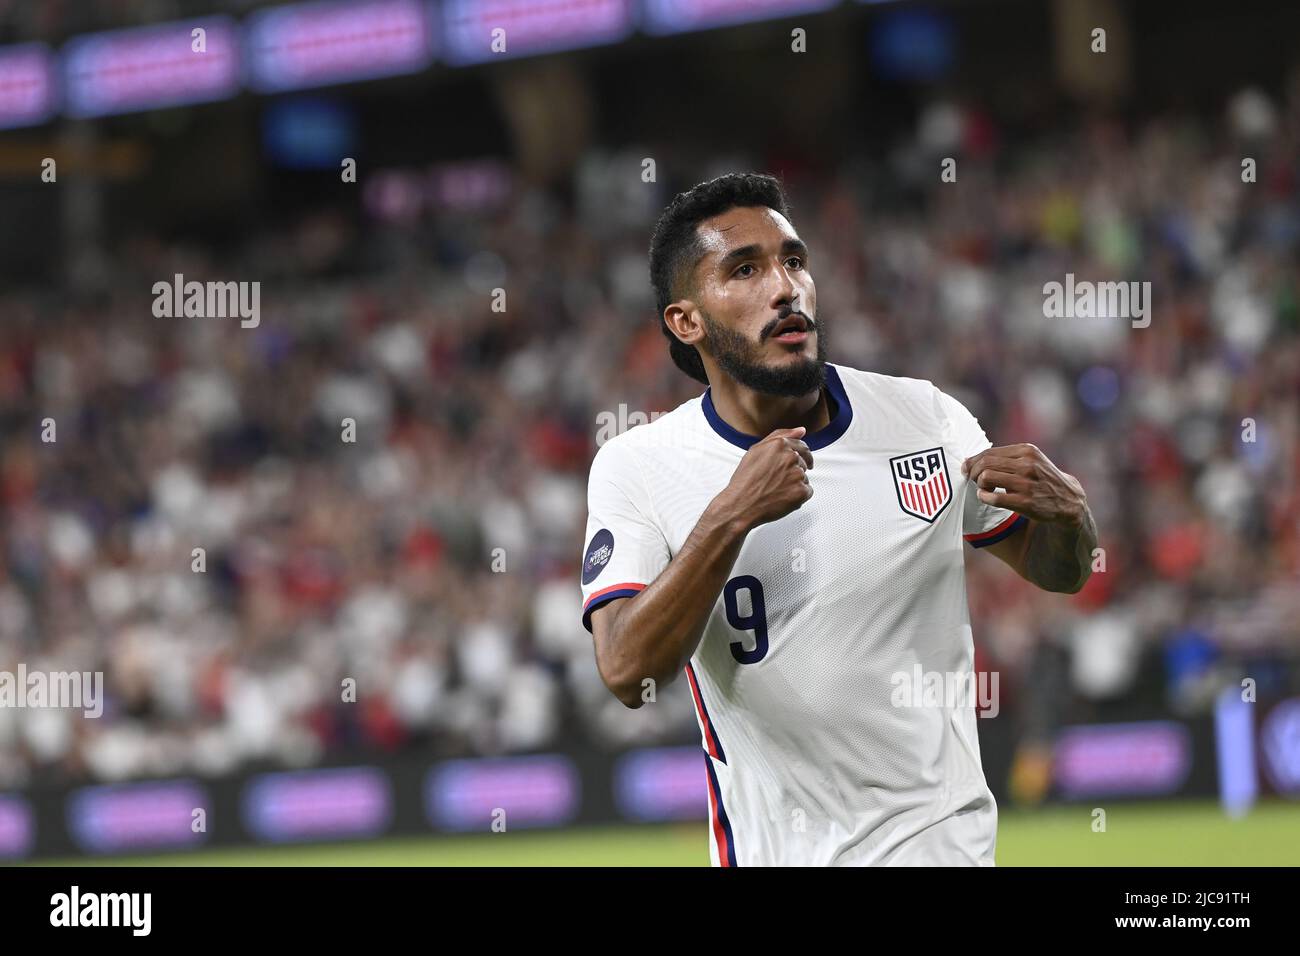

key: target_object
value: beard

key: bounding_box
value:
[701,308,827,397]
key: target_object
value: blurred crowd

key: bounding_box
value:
[1,84,1298,787]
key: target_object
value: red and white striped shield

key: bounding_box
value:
[890,447,953,523]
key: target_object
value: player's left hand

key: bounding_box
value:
[961,443,1087,529]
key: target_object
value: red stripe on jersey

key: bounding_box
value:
[706,771,729,866]
[582,581,646,611]
[685,663,725,762]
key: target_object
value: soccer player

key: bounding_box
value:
[579,173,1098,866]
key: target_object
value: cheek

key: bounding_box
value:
[716,278,762,305]
[712,285,765,326]
[801,277,817,311]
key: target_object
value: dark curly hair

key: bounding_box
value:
[648,173,791,384]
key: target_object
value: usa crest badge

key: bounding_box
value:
[890,447,953,522]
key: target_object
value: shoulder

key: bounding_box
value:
[589,394,706,479]
[830,364,983,439]
[830,363,941,410]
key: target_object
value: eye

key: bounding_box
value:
[732,263,756,278]
[785,256,805,270]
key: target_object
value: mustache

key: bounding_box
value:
[760,309,817,341]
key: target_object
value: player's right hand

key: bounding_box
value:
[719,426,814,529]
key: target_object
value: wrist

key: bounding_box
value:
[705,491,754,537]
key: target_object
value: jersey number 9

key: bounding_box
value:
[724,575,769,664]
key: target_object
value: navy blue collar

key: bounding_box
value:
[702,364,853,451]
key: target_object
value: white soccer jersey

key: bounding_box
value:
[579,364,1026,866]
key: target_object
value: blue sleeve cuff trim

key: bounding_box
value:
[581,587,645,633]
[967,513,1029,548]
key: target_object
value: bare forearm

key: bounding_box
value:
[1024,506,1098,593]
[597,496,751,706]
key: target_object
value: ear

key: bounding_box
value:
[663,300,706,349]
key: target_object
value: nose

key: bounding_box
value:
[768,259,798,312]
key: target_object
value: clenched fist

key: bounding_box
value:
[714,426,814,531]
[962,443,1087,528]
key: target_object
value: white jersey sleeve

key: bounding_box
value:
[935,386,1028,548]
[579,438,671,632]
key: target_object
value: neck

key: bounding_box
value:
[708,373,829,439]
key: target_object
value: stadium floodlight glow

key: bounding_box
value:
[642,0,839,36]
[0,43,57,130]
[1214,686,1258,817]
[245,0,436,94]
[1260,697,1300,796]
[62,17,241,119]
[614,747,709,822]
[0,795,34,859]
[425,755,581,831]
[1053,721,1193,799]
[66,780,211,854]
[242,767,394,843]
[440,0,635,66]
[262,97,358,169]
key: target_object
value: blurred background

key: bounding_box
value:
[0,0,1297,865]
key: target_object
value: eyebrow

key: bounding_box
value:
[715,237,809,272]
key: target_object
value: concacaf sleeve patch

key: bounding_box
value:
[582,529,615,585]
